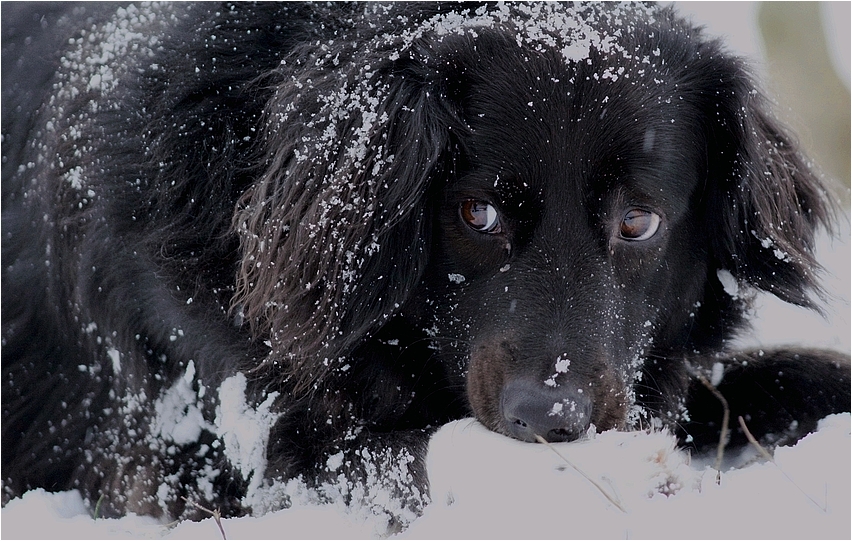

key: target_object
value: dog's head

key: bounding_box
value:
[233,4,832,441]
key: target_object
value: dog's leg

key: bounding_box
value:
[678,348,850,451]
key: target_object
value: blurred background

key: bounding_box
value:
[677,2,850,352]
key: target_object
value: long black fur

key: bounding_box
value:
[2,2,849,529]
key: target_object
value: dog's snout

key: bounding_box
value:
[501,378,592,443]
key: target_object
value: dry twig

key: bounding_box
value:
[535,434,627,513]
[737,416,827,512]
[692,370,730,484]
[182,497,228,540]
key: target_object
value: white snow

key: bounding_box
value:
[106,347,122,374]
[545,355,572,387]
[410,415,850,539]
[214,373,281,512]
[717,268,741,299]
[447,273,466,284]
[710,361,725,387]
[152,361,212,446]
[2,414,849,538]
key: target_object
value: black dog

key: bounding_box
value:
[3,1,849,529]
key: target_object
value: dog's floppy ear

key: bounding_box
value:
[704,55,835,308]
[232,44,463,390]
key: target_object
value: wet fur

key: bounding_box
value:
[2,2,849,526]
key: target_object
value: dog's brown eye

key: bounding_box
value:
[461,200,502,234]
[620,209,661,241]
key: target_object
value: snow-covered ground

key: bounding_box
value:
[3,3,850,540]
[3,413,850,539]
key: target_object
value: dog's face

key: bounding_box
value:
[402,32,716,442]
[237,4,827,445]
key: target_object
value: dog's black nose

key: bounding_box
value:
[501,378,592,443]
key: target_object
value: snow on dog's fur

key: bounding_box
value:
[2,2,849,532]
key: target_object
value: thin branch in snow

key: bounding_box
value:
[534,434,627,513]
[182,497,228,540]
[692,370,730,484]
[737,415,828,512]
[736,415,774,462]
